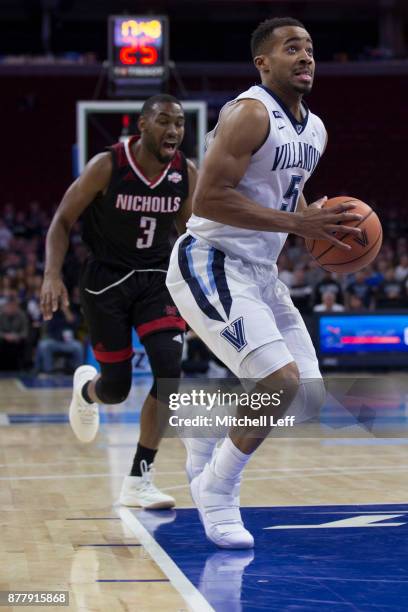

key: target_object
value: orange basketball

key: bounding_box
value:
[305,196,383,273]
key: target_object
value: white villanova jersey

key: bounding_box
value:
[187,85,327,266]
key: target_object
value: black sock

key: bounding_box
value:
[81,381,93,404]
[130,443,158,477]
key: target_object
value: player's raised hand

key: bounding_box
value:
[295,197,363,250]
[40,276,70,320]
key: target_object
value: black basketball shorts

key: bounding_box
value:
[79,260,186,364]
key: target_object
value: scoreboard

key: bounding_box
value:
[108,15,169,92]
[317,312,408,369]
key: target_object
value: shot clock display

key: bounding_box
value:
[108,15,169,82]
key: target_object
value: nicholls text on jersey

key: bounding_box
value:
[115,194,181,213]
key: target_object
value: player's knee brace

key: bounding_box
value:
[286,377,326,423]
[95,360,132,404]
[142,331,183,400]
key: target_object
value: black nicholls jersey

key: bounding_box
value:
[82,136,189,270]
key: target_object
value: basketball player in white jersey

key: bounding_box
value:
[166,17,363,548]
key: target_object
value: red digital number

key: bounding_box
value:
[140,45,158,65]
[119,43,158,66]
[120,46,137,65]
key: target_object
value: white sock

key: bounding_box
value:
[212,436,252,481]
[188,438,217,469]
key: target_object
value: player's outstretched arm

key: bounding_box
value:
[174,159,197,235]
[193,100,362,249]
[41,152,112,320]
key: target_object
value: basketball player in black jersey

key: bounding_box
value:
[41,94,197,509]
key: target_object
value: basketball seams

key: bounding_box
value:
[314,208,374,261]
[319,228,382,270]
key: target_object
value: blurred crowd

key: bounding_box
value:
[0,201,86,372]
[0,201,407,374]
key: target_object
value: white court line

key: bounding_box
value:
[118,507,214,612]
[13,378,27,392]
[0,472,126,481]
[0,459,110,468]
[3,464,408,482]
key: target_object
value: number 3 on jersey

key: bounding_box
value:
[136,216,157,249]
[280,175,302,212]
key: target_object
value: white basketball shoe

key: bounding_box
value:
[119,461,175,510]
[69,365,99,443]
[190,459,254,549]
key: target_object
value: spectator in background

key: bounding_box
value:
[376,267,407,309]
[26,201,42,237]
[365,261,386,290]
[13,211,29,240]
[396,236,408,256]
[3,203,15,229]
[313,270,344,307]
[0,276,13,307]
[287,236,305,262]
[0,219,12,250]
[304,259,325,287]
[348,294,366,311]
[313,290,345,313]
[26,287,42,361]
[0,295,29,370]
[395,254,408,282]
[1,252,23,278]
[277,252,293,287]
[34,302,83,374]
[289,268,313,314]
[345,270,374,310]
[25,251,44,275]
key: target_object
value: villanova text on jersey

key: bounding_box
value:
[82,136,189,271]
[271,141,320,173]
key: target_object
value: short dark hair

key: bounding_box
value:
[141,94,183,117]
[251,17,306,57]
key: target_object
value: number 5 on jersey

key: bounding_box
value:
[280,175,302,212]
[137,216,157,249]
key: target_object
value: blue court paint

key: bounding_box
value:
[137,503,408,611]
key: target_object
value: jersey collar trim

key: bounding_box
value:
[124,136,171,189]
[259,85,309,135]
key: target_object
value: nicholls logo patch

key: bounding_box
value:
[220,317,247,352]
[167,171,182,184]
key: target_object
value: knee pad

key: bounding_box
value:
[95,360,132,404]
[142,331,183,400]
[285,377,326,423]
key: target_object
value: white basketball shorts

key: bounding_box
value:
[166,233,321,380]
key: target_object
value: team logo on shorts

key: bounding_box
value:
[167,171,182,184]
[220,316,247,352]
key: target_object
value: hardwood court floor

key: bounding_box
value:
[1,376,407,611]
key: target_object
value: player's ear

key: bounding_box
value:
[137,115,146,132]
[254,54,268,73]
